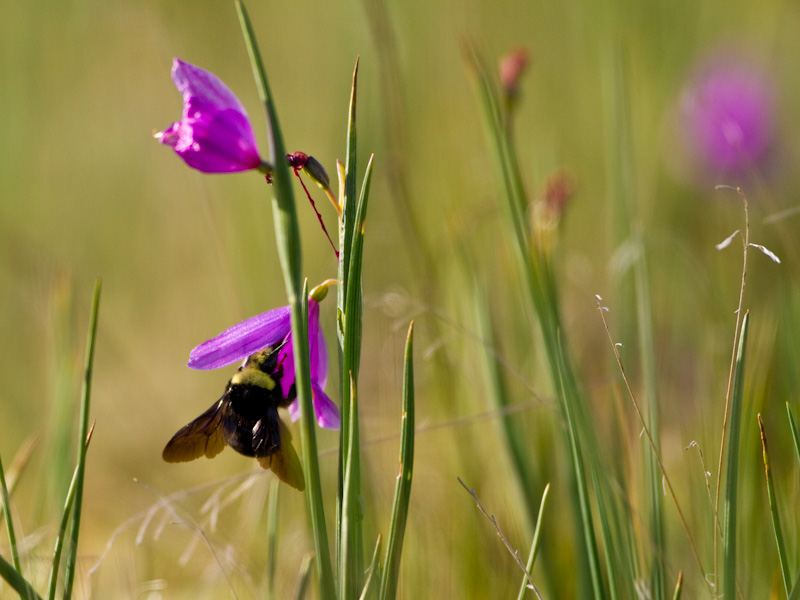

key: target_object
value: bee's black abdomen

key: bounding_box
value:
[221,383,283,457]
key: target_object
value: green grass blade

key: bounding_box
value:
[722,311,749,600]
[336,58,360,580]
[0,451,21,577]
[556,335,606,600]
[338,153,374,598]
[790,572,800,600]
[46,462,81,600]
[62,278,101,600]
[0,553,41,600]
[671,571,683,600]
[516,483,550,600]
[467,44,604,598]
[379,322,415,600]
[360,536,382,600]
[757,414,792,596]
[293,554,314,600]
[786,403,800,465]
[340,373,361,598]
[266,480,280,600]
[236,4,335,598]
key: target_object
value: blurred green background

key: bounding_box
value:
[3,0,800,597]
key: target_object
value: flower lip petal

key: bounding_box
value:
[311,383,340,430]
[188,306,292,370]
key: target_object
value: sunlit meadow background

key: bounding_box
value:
[3,0,800,598]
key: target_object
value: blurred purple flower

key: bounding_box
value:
[678,52,775,176]
[188,300,340,430]
[156,58,263,173]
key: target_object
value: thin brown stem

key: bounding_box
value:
[711,185,749,586]
[595,296,711,592]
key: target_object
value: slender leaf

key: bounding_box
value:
[757,414,792,596]
[46,462,81,600]
[293,554,315,600]
[671,571,683,600]
[0,451,21,576]
[266,480,280,600]
[516,483,550,600]
[359,536,382,600]
[0,553,41,600]
[340,373,361,598]
[337,57,360,580]
[787,403,800,466]
[722,312,749,600]
[63,278,102,600]
[379,322,415,600]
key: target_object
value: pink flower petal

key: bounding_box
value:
[188,306,291,369]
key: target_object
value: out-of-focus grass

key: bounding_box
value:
[2,0,800,597]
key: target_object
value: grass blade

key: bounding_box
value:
[379,322,415,600]
[0,451,21,577]
[757,414,791,596]
[467,43,604,598]
[0,553,41,600]
[62,278,102,600]
[722,311,749,600]
[359,536,382,600]
[671,571,683,600]
[46,461,81,600]
[266,480,280,600]
[337,58,360,580]
[340,372,361,598]
[516,483,550,600]
[786,403,800,465]
[293,553,315,600]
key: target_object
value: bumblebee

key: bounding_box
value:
[163,345,305,490]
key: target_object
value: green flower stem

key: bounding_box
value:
[62,278,101,600]
[236,3,334,598]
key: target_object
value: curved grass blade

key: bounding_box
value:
[787,403,800,465]
[360,536,382,600]
[0,451,21,576]
[0,553,41,600]
[722,311,749,600]
[293,553,314,600]
[46,460,81,599]
[671,571,683,600]
[757,414,791,596]
[379,322,415,600]
[62,278,101,600]
[516,483,550,600]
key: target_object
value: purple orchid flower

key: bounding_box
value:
[677,51,775,177]
[188,300,340,430]
[156,58,263,173]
